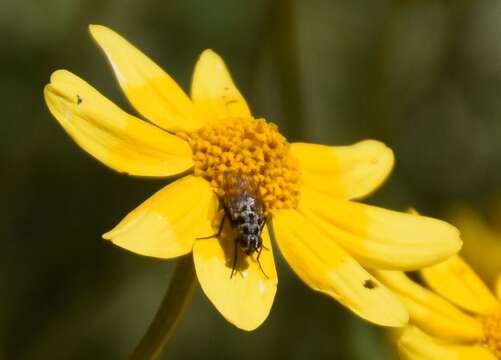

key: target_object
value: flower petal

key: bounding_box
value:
[298,188,462,270]
[290,140,394,200]
[496,275,501,301]
[398,326,497,360]
[421,256,500,315]
[44,70,193,177]
[89,24,205,132]
[449,206,501,287]
[273,209,408,327]
[103,176,218,258]
[190,49,251,119]
[374,270,483,341]
[193,223,277,331]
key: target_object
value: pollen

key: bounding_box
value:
[179,117,300,214]
[480,311,501,359]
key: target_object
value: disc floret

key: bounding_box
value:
[481,311,501,359]
[179,117,300,215]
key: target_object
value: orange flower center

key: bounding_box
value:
[480,311,501,359]
[179,117,300,215]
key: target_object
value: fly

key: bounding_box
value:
[200,173,268,278]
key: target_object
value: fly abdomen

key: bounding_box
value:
[224,193,264,256]
[237,220,262,255]
[237,221,260,236]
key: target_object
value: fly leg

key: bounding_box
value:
[259,217,270,251]
[197,213,226,240]
[230,237,238,279]
[256,246,269,279]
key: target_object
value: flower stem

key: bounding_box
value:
[270,0,304,139]
[130,255,197,360]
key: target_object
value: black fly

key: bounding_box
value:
[200,173,268,278]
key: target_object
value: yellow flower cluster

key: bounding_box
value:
[376,255,501,360]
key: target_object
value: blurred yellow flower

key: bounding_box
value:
[44,25,462,331]
[375,256,501,359]
[449,205,501,286]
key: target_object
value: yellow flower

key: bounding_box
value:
[375,256,501,359]
[448,205,501,286]
[44,25,462,331]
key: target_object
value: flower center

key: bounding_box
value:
[480,311,501,359]
[179,117,300,215]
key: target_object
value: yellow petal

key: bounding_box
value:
[193,223,277,331]
[273,209,408,327]
[398,326,497,360]
[298,188,462,270]
[44,70,193,177]
[374,270,483,341]
[190,49,251,120]
[290,140,394,200]
[89,24,205,132]
[103,176,218,258]
[496,275,501,301]
[421,256,500,315]
[449,206,501,287]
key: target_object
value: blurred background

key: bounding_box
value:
[2,0,501,359]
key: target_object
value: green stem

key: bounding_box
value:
[130,255,197,360]
[270,0,304,139]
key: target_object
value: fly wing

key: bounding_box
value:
[221,171,245,196]
[221,171,258,198]
[239,174,265,220]
[237,174,266,225]
[221,172,246,221]
[221,171,265,219]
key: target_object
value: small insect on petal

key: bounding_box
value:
[214,172,268,279]
[364,279,377,289]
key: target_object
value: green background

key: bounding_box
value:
[2,0,501,359]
